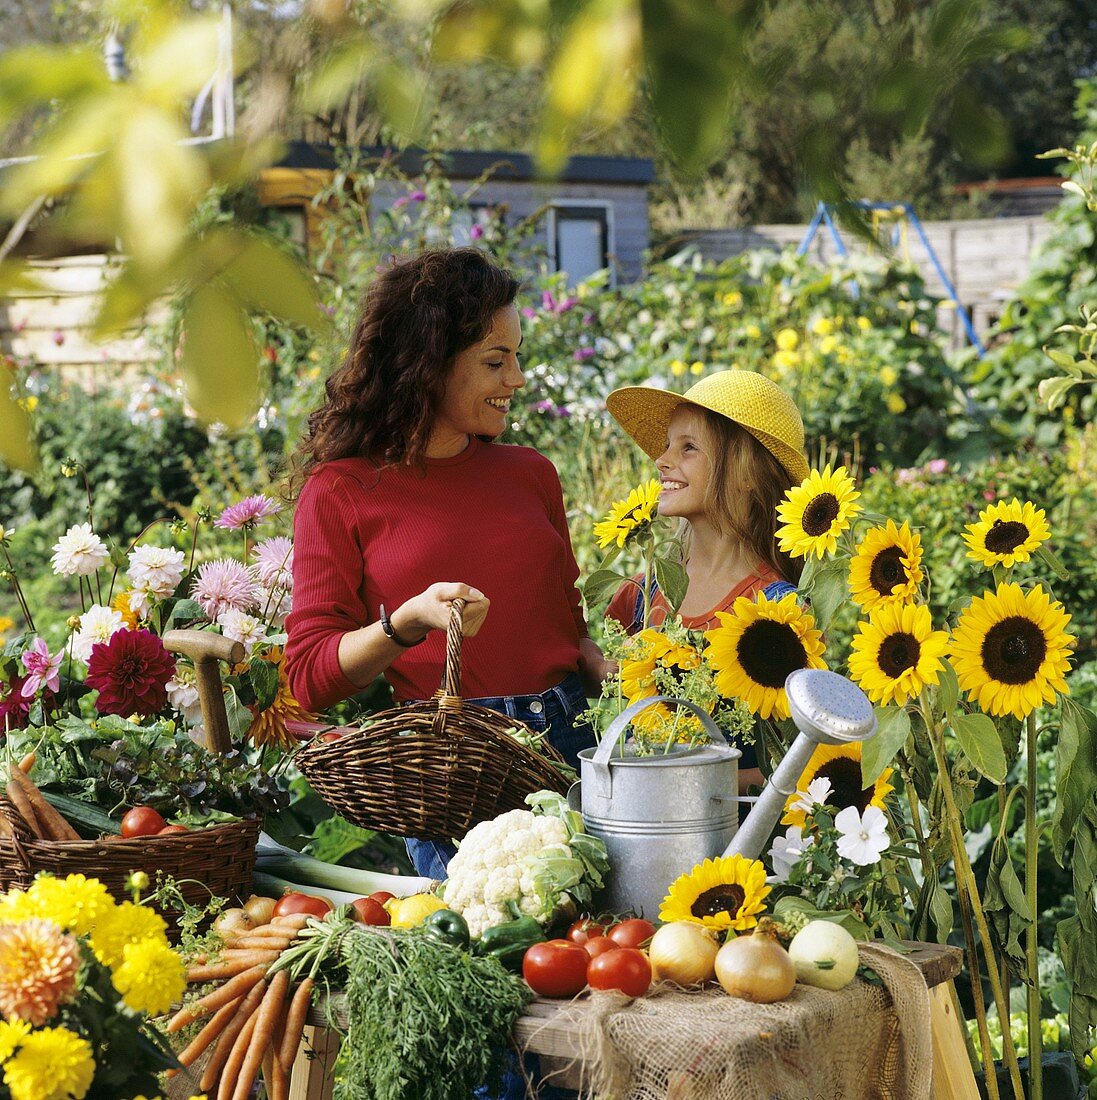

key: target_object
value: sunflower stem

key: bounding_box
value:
[1025,712,1042,1100]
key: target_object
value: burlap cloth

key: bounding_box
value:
[530,943,932,1100]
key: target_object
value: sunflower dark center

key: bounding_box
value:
[661,660,692,689]
[869,547,907,595]
[814,758,872,813]
[737,620,808,689]
[984,520,1029,554]
[691,884,746,919]
[802,493,840,536]
[981,616,1047,684]
[878,632,920,678]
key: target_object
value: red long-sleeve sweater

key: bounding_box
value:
[285,438,588,710]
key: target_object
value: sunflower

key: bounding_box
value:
[659,855,770,932]
[704,591,826,720]
[963,499,1051,569]
[619,629,705,741]
[848,602,949,706]
[782,741,894,827]
[776,464,861,559]
[593,479,662,549]
[848,520,924,610]
[950,582,1074,719]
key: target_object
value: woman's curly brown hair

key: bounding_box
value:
[287,247,519,498]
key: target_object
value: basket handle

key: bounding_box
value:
[438,598,466,699]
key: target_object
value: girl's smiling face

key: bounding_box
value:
[656,407,713,522]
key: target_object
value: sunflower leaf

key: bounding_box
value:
[653,556,689,615]
[935,662,959,721]
[800,555,848,634]
[582,568,627,606]
[1050,698,1097,863]
[1035,544,1070,581]
[861,706,910,786]
[951,712,1008,784]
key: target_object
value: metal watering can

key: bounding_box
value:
[570,668,879,920]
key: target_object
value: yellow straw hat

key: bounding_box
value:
[606,369,810,485]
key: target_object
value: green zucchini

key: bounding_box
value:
[41,791,120,838]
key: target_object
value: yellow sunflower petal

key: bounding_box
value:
[775,464,861,560]
[848,601,949,707]
[962,499,1051,570]
[659,855,770,932]
[781,741,894,826]
[848,520,924,610]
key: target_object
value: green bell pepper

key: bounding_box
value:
[473,915,546,972]
[420,908,471,950]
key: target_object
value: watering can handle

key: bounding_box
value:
[589,696,733,800]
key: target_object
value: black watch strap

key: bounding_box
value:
[379,604,424,648]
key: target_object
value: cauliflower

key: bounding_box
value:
[440,792,609,939]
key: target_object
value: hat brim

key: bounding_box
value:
[606,385,810,485]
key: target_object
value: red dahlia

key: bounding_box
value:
[86,628,175,717]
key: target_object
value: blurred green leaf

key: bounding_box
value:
[0,387,35,472]
[137,14,224,104]
[219,232,325,332]
[949,83,1011,169]
[297,36,375,114]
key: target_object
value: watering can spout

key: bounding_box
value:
[723,669,878,861]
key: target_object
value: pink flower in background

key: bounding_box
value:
[925,459,948,475]
[51,330,65,346]
[573,346,596,362]
[983,490,996,502]
[214,494,281,531]
[86,629,175,717]
[469,224,484,240]
[191,558,258,620]
[253,536,293,591]
[19,638,63,698]
[521,307,537,320]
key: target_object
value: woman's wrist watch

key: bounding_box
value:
[379,604,425,648]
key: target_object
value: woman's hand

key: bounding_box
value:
[391,582,491,640]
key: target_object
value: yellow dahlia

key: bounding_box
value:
[782,742,894,827]
[0,1018,31,1063]
[848,520,924,610]
[0,919,81,1026]
[247,647,316,749]
[962,499,1051,569]
[111,938,186,1016]
[593,479,661,549]
[0,875,114,938]
[848,603,949,707]
[89,901,169,972]
[2,1025,95,1100]
[950,582,1074,719]
[659,855,770,932]
[704,591,826,720]
[619,628,705,740]
[776,464,861,559]
[111,589,141,629]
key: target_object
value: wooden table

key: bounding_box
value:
[287,941,979,1100]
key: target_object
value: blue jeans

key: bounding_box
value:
[404,671,591,1100]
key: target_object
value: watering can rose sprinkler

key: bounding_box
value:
[573,669,878,919]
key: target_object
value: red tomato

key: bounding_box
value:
[350,897,391,926]
[121,806,168,838]
[522,940,590,998]
[368,891,396,905]
[566,918,605,946]
[157,825,190,835]
[272,892,333,919]
[587,947,652,997]
[607,918,656,950]
[318,730,342,743]
[582,936,621,960]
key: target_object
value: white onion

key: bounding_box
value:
[648,921,719,986]
[788,920,860,991]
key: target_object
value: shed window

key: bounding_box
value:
[550,204,611,284]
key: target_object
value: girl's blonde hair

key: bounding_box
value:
[681,407,803,585]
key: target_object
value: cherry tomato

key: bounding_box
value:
[587,946,652,997]
[272,892,333,919]
[318,730,343,743]
[522,940,590,998]
[157,824,190,835]
[582,936,621,960]
[607,918,657,950]
[566,918,605,946]
[350,897,391,926]
[368,891,396,906]
[121,806,168,838]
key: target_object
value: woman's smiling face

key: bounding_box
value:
[431,305,525,452]
[656,407,713,521]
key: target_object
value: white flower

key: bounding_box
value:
[69,604,125,663]
[218,608,266,650]
[127,545,186,599]
[255,586,291,627]
[51,523,109,576]
[166,671,203,725]
[788,777,833,818]
[766,825,815,883]
[834,805,890,866]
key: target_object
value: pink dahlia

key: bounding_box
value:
[214,494,281,531]
[85,629,175,717]
[253,536,293,591]
[191,558,257,620]
[19,637,63,698]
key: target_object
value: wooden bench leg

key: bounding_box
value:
[930,981,980,1100]
[288,1024,340,1100]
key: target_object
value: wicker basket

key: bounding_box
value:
[296,601,573,841]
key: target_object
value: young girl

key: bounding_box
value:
[603,369,809,789]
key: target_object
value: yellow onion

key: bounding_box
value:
[242,894,278,926]
[648,921,719,986]
[212,907,253,936]
[715,918,796,1003]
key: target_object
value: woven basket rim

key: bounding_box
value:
[14,816,260,855]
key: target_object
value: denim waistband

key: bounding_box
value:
[464,671,584,719]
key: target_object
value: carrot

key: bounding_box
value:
[225,936,296,953]
[17,751,35,773]
[5,778,45,839]
[278,976,314,1072]
[270,913,311,929]
[168,964,267,1032]
[8,767,79,840]
[232,969,290,1100]
[200,979,267,1093]
[175,995,243,1068]
[215,1006,258,1100]
[241,921,306,938]
[186,955,281,983]
[266,1049,289,1100]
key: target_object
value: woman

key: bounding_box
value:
[603,369,809,789]
[284,247,610,880]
